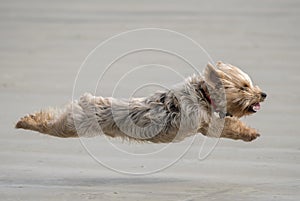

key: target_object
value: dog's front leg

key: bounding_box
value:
[221,117,260,141]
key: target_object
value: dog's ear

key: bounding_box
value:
[205,63,223,87]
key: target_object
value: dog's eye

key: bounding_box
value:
[240,83,249,91]
[240,86,247,91]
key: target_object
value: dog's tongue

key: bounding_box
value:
[252,103,261,112]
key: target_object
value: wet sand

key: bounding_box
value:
[0,0,299,200]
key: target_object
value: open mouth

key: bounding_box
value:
[248,103,261,113]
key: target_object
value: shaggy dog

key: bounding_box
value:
[16,62,267,143]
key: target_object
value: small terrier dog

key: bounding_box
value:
[16,62,267,143]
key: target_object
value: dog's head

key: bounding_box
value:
[204,61,267,118]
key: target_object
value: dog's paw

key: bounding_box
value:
[16,112,52,130]
[15,114,38,129]
[241,129,260,142]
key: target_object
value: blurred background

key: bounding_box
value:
[0,0,299,200]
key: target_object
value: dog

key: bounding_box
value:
[15,62,267,143]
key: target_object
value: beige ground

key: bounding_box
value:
[0,0,299,200]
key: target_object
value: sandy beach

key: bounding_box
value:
[1,0,299,200]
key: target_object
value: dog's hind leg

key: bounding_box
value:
[15,108,78,138]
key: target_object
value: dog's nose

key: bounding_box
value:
[261,92,267,99]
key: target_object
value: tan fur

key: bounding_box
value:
[15,62,266,142]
